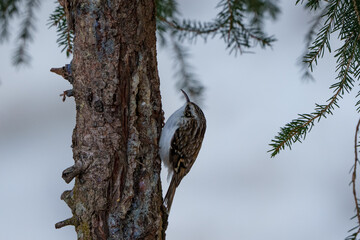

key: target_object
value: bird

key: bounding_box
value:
[159,89,206,212]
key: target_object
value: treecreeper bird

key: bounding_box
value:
[159,90,206,212]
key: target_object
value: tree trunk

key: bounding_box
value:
[54,1,167,239]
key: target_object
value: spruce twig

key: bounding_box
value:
[270,0,360,157]
[48,4,73,57]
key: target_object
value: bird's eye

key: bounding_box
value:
[185,106,192,117]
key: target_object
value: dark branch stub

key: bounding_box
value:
[50,63,73,84]
[55,216,79,229]
[62,161,83,184]
[60,89,74,102]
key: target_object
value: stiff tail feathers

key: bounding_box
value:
[164,175,180,212]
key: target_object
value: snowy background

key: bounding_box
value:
[0,1,358,239]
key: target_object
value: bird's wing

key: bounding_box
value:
[170,126,187,174]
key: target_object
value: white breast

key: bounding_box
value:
[159,104,186,179]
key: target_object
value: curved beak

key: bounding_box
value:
[180,89,190,103]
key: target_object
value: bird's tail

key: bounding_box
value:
[164,175,180,212]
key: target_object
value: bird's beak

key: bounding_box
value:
[180,89,190,103]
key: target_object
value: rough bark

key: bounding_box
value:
[54,1,167,239]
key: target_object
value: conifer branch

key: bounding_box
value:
[169,36,204,104]
[48,4,73,57]
[287,2,360,239]
[302,0,340,70]
[350,118,360,239]
[155,0,205,101]
[155,0,178,45]
[270,32,359,157]
[296,0,322,11]
[227,0,234,41]
[298,8,326,80]
[158,0,277,55]
[158,15,222,36]
[12,0,40,65]
[0,0,21,42]
[352,0,360,27]
[156,0,278,104]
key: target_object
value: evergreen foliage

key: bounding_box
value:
[269,2,360,236]
[155,0,204,103]
[156,0,279,101]
[48,4,73,57]
[158,0,279,55]
[0,0,40,65]
[170,38,204,103]
[0,0,21,42]
[0,0,278,100]
[269,0,360,158]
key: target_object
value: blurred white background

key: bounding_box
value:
[0,1,358,239]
